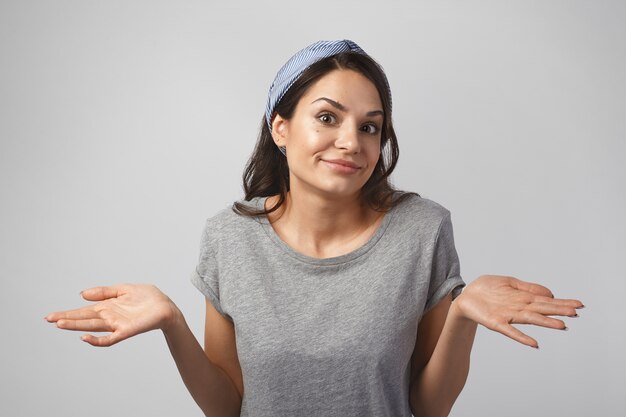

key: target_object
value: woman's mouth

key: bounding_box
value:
[321,159,361,174]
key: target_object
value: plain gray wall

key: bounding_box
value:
[1,0,624,416]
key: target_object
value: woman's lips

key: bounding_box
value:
[321,159,361,174]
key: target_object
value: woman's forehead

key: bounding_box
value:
[300,69,383,109]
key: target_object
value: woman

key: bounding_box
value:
[46,40,583,417]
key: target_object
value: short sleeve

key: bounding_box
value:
[423,211,466,314]
[190,219,233,322]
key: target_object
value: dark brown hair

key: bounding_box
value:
[232,52,419,217]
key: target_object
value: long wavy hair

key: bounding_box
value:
[232,52,419,217]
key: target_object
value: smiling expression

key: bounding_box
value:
[271,69,384,200]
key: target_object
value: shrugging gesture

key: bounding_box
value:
[454,275,584,348]
[45,284,180,347]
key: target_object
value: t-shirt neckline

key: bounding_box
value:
[253,196,398,266]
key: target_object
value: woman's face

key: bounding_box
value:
[272,69,384,201]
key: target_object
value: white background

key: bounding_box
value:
[1,1,624,416]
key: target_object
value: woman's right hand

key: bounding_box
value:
[45,284,181,347]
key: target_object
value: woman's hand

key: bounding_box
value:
[453,275,584,348]
[45,284,181,347]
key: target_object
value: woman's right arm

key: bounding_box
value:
[162,307,242,417]
[45,284,242,417]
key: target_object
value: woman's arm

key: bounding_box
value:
[162,308,242,417]
[409,275,583,417]
[45,284,241,417]
[409,294,477,417]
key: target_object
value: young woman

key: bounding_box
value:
[46,40,584,417]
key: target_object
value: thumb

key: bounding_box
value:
[80,285,123,301]
[510,279,554,298]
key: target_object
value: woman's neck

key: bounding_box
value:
[265,190,383,259]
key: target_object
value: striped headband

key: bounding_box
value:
[265,39,392,135]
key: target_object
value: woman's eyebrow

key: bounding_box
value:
[311,97,384,117]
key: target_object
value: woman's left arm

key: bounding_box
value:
[409,274,584,417]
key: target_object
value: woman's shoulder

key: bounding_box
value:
[202,197,264,237]
[385,192,454,241]
[391,191,452,221]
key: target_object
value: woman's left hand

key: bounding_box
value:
[453,275,584,348]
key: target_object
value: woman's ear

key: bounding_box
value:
[271,114,288,147]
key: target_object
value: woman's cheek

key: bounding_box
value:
[307,132,331,151]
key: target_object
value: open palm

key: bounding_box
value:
[45,284,178,347]
[455,275,584,348]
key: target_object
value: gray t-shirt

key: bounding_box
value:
[191,193,465,417]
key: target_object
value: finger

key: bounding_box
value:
[57,318,112,332]
[511,279,554,298]
[493,322,539,348]
[513,310,567,330]
[80,332,122,347]
[80,286,123,302]
[45,308,99,323]
[527,302,579,317]
[532,296,584,311]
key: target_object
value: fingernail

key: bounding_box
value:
[532,344,539,349]
[576,304,585,309]
[562,326,569,331]
[570,314,579,318]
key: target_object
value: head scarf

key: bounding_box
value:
[264,40,391,155]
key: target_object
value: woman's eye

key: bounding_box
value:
[318,113,336,124]
[361,124,379,134]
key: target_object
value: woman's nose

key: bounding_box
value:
[334,124,361,153]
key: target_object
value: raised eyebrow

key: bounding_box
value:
[311,97,384,118]
[366,110,384,118]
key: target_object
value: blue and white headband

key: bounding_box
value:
[265,40,392,155]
